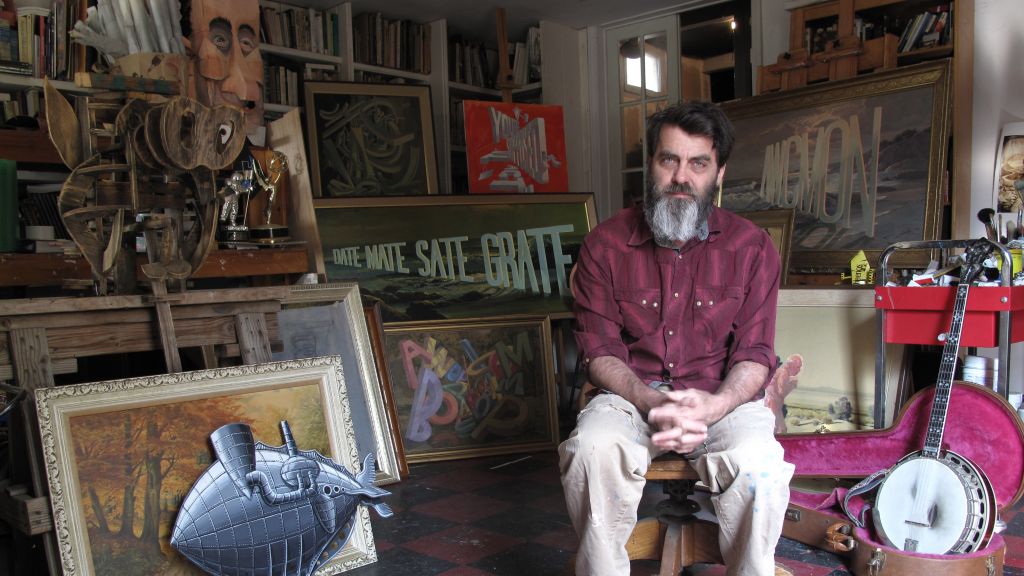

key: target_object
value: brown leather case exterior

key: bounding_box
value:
[782,503,1006,576]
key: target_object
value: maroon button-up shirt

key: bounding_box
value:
[573,205,780,393]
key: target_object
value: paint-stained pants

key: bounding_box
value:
[559,393,794,576]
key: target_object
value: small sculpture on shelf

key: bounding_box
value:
[217,161,256,242]
[249,151,290,243]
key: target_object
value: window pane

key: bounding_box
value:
[619,36,642,103]
[643,33,668,98]
[621,104,645,170]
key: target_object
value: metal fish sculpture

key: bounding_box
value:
[171,421,393,575]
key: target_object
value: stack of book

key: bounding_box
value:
[897,4,952,53]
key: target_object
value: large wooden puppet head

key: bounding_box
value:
[188,0,264,140]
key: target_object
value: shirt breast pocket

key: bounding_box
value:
[694,285,742,353]
[613,288,662,341]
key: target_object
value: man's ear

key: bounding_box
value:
[716,164,727,187]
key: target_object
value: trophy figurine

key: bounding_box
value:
[218,162,255,242]
[249,151,290,243]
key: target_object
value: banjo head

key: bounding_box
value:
[872,451,994,555]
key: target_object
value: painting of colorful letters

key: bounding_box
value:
[720,60,951,271]
[381,316,558,462]
[463,100,569,193]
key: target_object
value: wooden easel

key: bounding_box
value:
[494,7,518,103]
[0,286,289,574]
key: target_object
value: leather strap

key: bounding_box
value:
[841,468,889,528]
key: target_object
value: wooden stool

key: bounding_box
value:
[627,454,723,575]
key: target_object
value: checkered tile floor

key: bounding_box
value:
[347,449,1024,576]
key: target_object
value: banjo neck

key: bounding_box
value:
[922,280,970,459]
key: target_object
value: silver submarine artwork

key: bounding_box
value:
[171,420,393,575]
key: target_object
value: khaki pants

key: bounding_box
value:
[559,393,795,576]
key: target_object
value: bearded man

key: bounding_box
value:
[560,101,795,576]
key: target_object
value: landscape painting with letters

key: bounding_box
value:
[720,62,950,271]
[313,194,596,321]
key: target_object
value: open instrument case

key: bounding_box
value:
[779,383,1024,575]
[777,239,1024,575]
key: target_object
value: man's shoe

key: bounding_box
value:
[774,563,794,576]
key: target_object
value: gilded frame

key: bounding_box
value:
[35,357,377,576]
[720,60,952,271]
[381,315,558,463]
[312,193,598,321]
[736,208,795,285]
[304,81,438,197]
[274,282,406,484]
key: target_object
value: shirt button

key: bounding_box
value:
[652,302,659,308]
[696,301,702,307]
[642,299,647,305]
[668,330,674,336]
[673,292,679,298]
[709,300,714,306]
[668,362,675,368]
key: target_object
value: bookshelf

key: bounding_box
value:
[760,0,959,93]
[256,2,547,195]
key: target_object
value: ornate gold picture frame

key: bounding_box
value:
[35,357,378,575]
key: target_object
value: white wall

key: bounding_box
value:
[969,0,1024,240]
[969,0,1024,402]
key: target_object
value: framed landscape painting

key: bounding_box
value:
[312,193,597,321]
[463,100,569,193]
[305,81,438,197]
[720,60,951,271]
[35,357,378,576]
[381,316,558,462]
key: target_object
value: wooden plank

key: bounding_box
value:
[149,282,182,373]
[0,358,77,381]
[41,317,238,360]
[0,300,281,332]
[268,110,319,276]
[74,71,180,94]
[0,482,52,536]
[235,313,272,364]
[0,286,291,316]
[0,248,309,288]
[9,328,61,574]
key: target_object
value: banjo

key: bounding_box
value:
[871,239,998,554]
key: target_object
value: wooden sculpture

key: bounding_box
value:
[45,80,247,294]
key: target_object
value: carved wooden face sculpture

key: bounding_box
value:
[190,0,264,139]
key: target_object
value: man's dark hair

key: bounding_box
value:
[645,101,736,166]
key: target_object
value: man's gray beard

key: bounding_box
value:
[644,183,713,245]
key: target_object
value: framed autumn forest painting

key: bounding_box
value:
[35,358,378,575]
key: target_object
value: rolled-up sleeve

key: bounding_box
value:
[726,228,780,375]
[572,235,630,366]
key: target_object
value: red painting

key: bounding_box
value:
[463,100,568,193]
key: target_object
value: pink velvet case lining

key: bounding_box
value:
[779,383,1024,511]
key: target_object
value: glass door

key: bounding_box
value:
[604,16,679,211]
